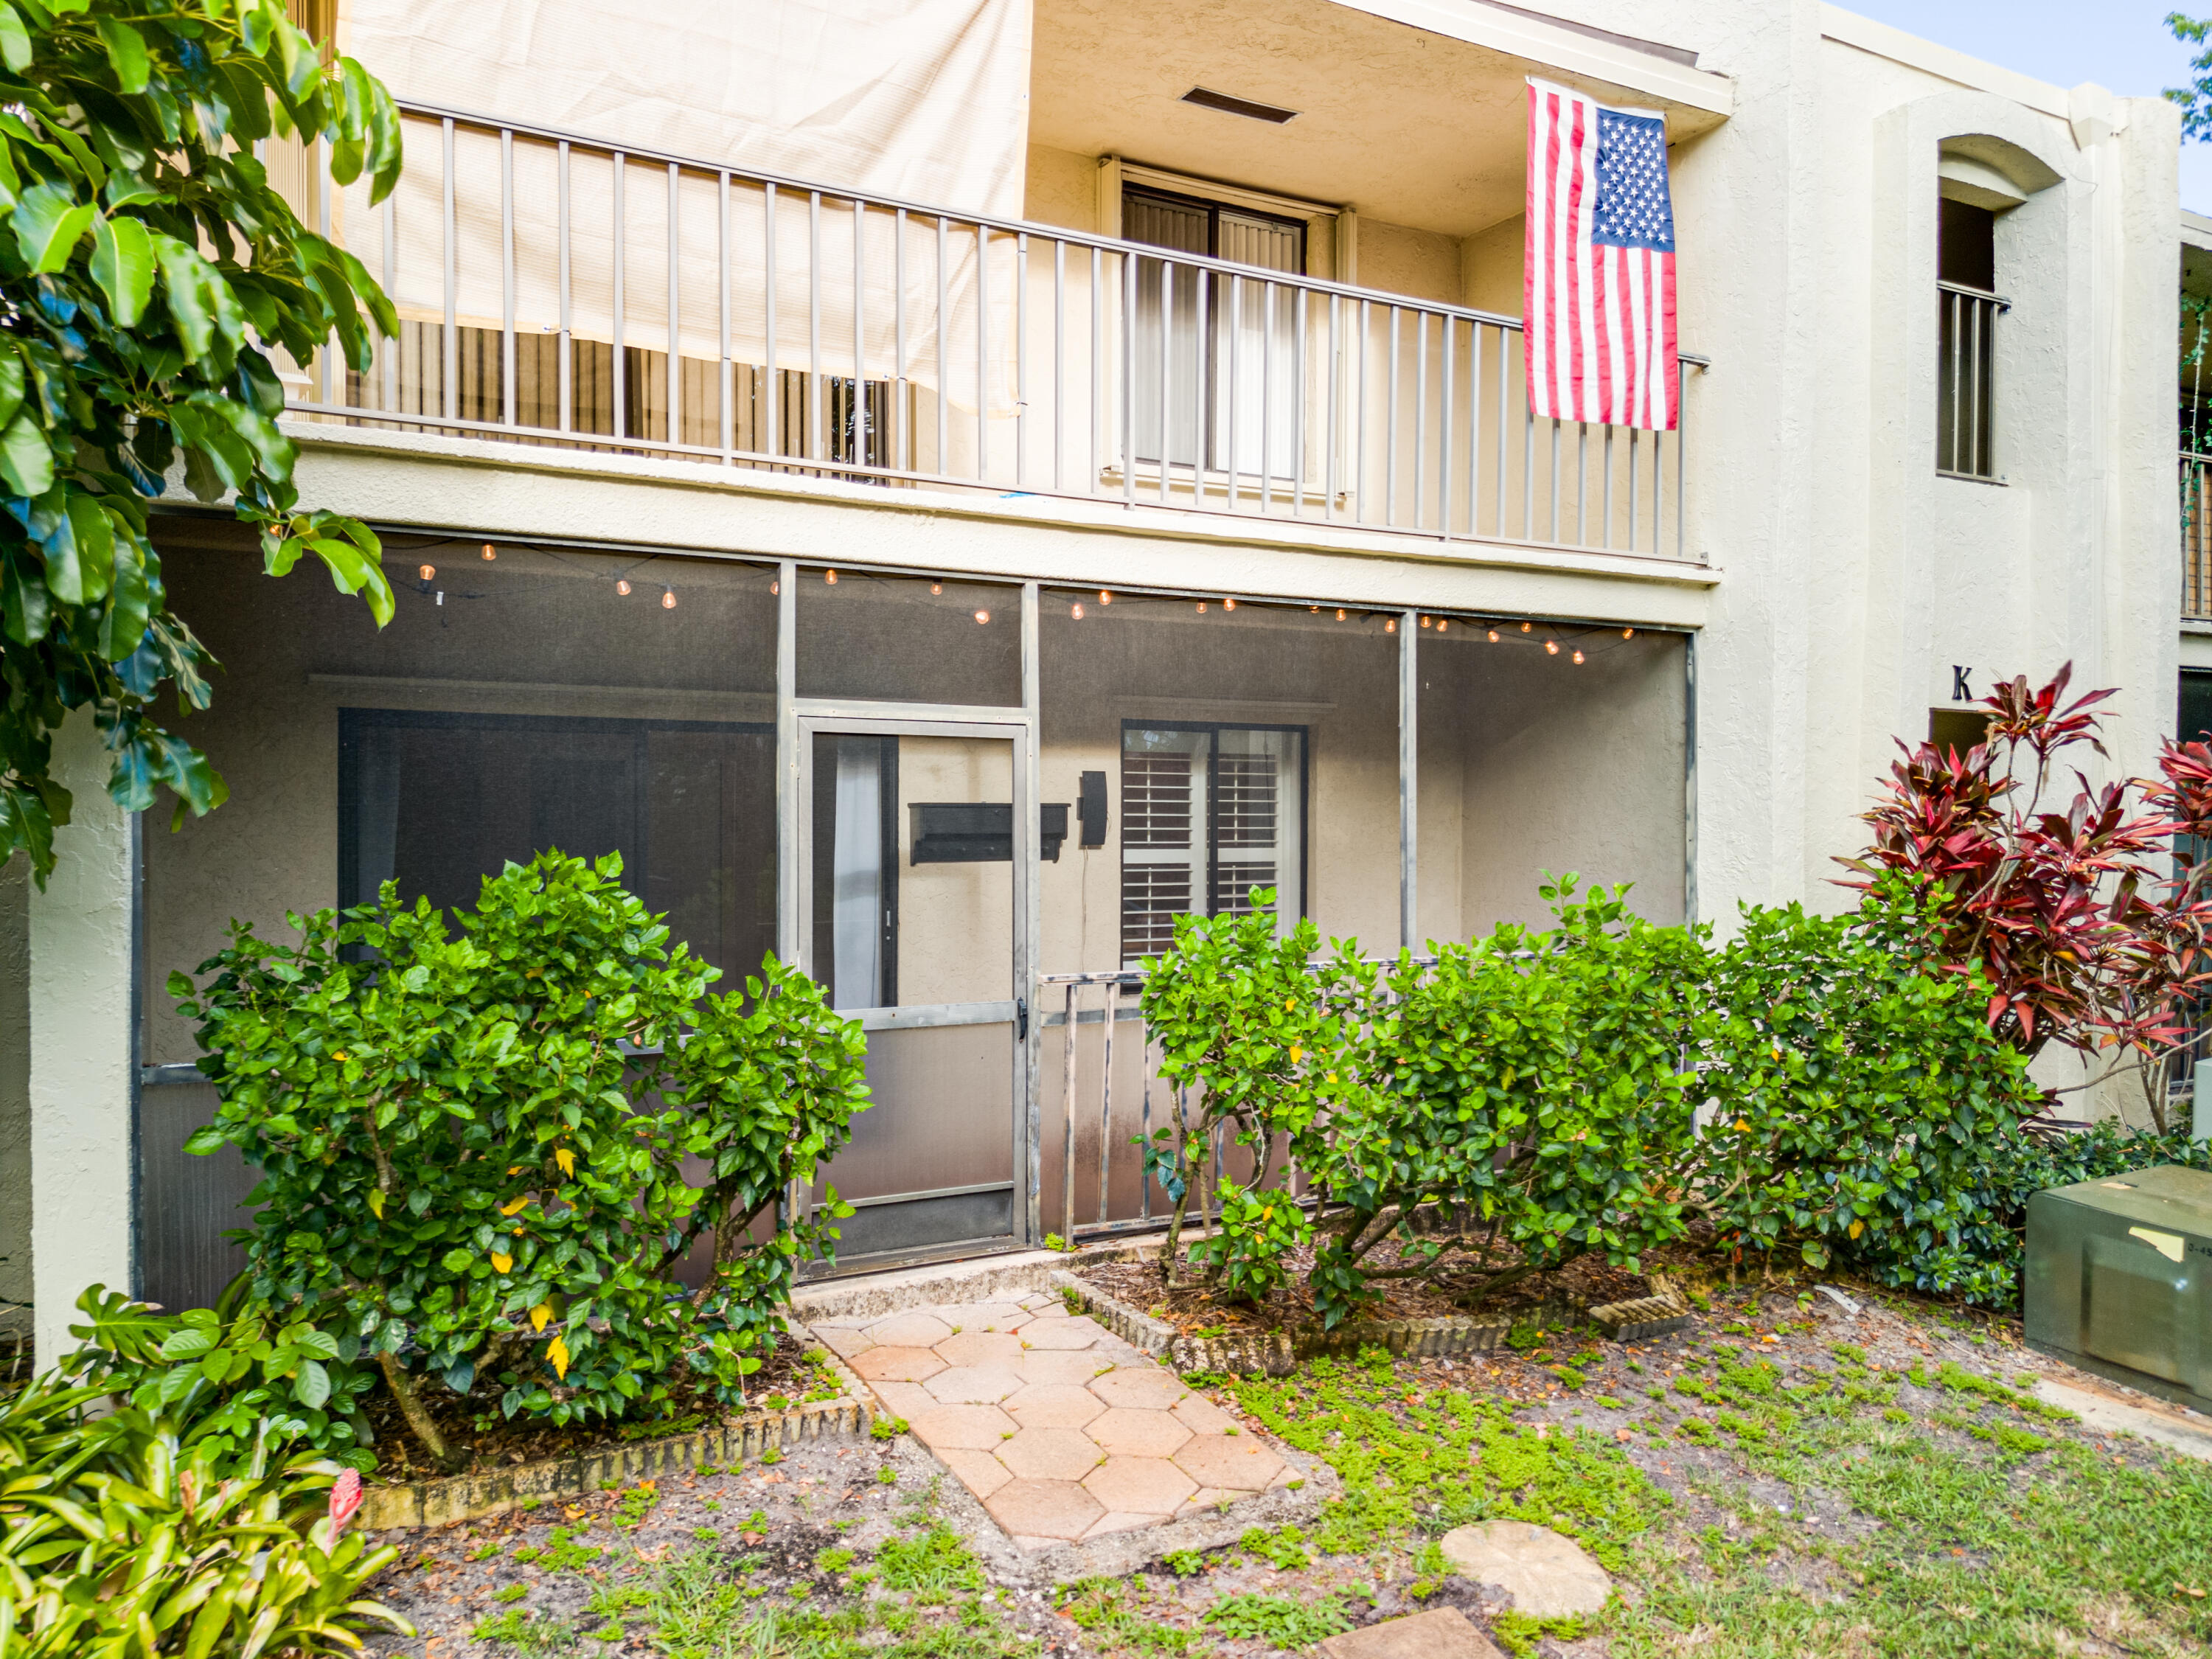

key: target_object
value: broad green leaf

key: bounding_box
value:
[94,16,149,94]
[0,412,52,498]
[10,181,91,273]
[89,212,153,326]
[0,5,28,73]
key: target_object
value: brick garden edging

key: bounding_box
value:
[360,1335,874,1531]
[1052,1270,1509,1377]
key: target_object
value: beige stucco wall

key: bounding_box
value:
[0,854,29,1308]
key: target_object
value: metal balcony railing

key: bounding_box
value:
[288,102,1706,560]
[2187,451,2212,619]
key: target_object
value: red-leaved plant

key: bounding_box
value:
[1841,663,2212,1127]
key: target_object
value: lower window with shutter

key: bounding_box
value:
[1119,722,1306,966]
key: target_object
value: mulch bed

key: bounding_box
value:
[1074,1231,1674,1343]
[361,1329,842,1484]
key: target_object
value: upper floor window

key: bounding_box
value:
[1937,197,2005,479]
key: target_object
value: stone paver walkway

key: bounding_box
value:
[809,1289,1293,1548]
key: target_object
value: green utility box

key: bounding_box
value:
[2025,1164,2212,1413]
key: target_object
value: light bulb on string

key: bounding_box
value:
[1436,618,1449,633]
[1335,608,1346,621]
[1520,621,1531,633]
[481,542,497,561]
[1486,627,1500,643]
[825,569,838,585]
[417,564,435,582]
[1223,597,1237,611]
[1099,589,1113,605]
[1195,602,1208,614]
[661,588,677,610]
[771,579,779,595]
[1545,639,1559,655]
[931,582,943,595]
[973,608,991,625]
[1572,648,1586,664]
[1385,617,1397,633]
[616,578,632,596]
[1419,615,1431,629]
[1622,627,1635,639]
[1071,602,1085,619]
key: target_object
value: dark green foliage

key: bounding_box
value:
[0,0,403,881]
[174,850,870,1465]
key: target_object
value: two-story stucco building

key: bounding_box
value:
[0,0,2188,1360]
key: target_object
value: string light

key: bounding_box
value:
[1099,589,1113,605]
[825,569,838,585]
[931,581,943,594]
[1572,648,1585,664]
[1335,608,1346,621]
[1622,627,1635,639]
[1071,602,1085,619]
[973,608,991,625]
[1436,618,1449,633]
[417,563,435,581]
[771,579,779,595]
[481,542,497,560]
[1385,617,1397,633]
[1520,621,1532,633]
[1486,627,1500,643]
[1196,602,1208,613]
[661,588,677,609]
[1419,615,1431,629]
[1545,639,1559,655]
[616,578,632,595]
[1223,597,1237,611]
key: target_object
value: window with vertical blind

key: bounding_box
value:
[1119,723,1306,964]
[1123,186,1307,477]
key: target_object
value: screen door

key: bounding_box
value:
[801,720,1026,1262]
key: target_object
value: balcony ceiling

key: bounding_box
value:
[1027,0,1731,239]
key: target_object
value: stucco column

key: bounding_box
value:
[27,710,135,1365]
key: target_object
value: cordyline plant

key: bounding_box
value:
[175,851,870,1470]
[0,0,401,884]
[1840,663,2212,1127]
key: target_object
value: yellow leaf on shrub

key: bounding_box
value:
[1848,1220,1864,1239]
[491,1251,513,1273]
[1289,1046,1303,1063]
[1733,1119,1749,1132]
[368,1189,385,1220]
[549,1332,571,1378]
[531,1303,553,1332]
[555,1147,575,1177]
[500,1196,531,1217]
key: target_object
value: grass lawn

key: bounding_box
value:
[408,1268,2212,1659]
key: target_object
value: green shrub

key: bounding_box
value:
[1188,1180,1313,1304]
[63,1279,380,1472]
[175,849,870,1467]
[0,1367,409,1655]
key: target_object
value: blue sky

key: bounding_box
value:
[1835,1,2212,209]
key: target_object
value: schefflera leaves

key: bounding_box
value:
[0,0,404,883]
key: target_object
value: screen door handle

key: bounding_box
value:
[1017,998,1029,1041]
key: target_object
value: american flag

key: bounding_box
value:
[1524,78,1678,431]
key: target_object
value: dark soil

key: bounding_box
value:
[363,1330,842,1484]
[1074,1231,1666,1341]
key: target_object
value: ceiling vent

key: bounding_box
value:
[1180,87,1298,125]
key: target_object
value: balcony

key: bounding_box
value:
[288,100,1706,562]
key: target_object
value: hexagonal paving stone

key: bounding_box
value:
[984,1478,1104,1543]
[934,1330,1025,1368]
[1004,1382,1107,1430]
[1170,1394,1240,1435]
[998,1426,1105,1483]
[864,1312,955,1349]
[1173,1433,1284,1491]
[1082,1512,1159,1541]
[813,1325,874,1360]
[1085,1407,1192,1459]
[865,1380,938,1420]
[1178,1486,1238,1515]
[935,1447,1012,1500]
[1082,1455,1197,1516]
[847,1345,947,1383]
[922,1365,1024,1405]
[1019,1315,1108,1350]
[1009,1350,1113,1388]
[927,1302,1029,1332]
[1090,1367,1189,1410]
[903,1403,1017,1450]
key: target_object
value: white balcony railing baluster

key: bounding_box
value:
[292,101,1706,560]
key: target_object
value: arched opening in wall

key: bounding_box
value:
[1934,134,2059,481]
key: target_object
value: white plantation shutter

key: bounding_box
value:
[1119,726,1303,964]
